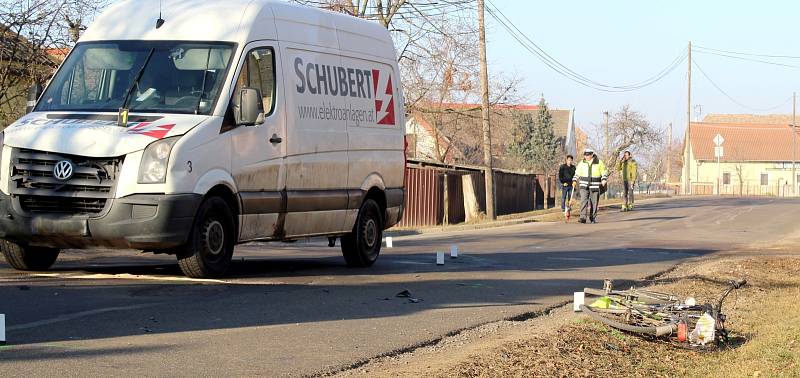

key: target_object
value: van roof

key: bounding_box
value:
[81,0,396,60]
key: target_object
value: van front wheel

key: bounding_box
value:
[341,199,383,267]
[0,240,60,271]
[177,197,236,278]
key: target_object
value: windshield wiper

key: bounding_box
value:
[118,48,156,126]
[195,48,213,115]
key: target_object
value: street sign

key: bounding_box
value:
[715,146,724,158]
[714,134,725,146]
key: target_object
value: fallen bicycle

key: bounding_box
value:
[576,279,746,349]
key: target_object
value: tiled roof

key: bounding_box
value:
[703,114,797,125]
[0,24,57,67]
[689,122,800,162]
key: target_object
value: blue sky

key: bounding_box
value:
[485,0,800,138]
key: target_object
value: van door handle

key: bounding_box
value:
[269,134,282,144]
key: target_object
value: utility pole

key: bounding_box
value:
[667,122,672,184]
[684,41,692,195]
[604,111,609,199]
[477,0,495,219]
[793,92,797,196]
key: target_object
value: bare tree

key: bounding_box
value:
[590,105,662,181]
[0,0,109,128]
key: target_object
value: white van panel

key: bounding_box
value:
[80,0,277,43]
[282,46,349,191]
[283,210,350,237]
[160,116,233,195]
[337,54,405,191]
[272,3,340,50]
[239,213,280,242]
[334,15,397,60]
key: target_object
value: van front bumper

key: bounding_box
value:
[0,192,202,249]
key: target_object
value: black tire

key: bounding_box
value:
[341,199,383,267]
[177,197,236,278]
[0,240,60,271]
[579,304,677,337]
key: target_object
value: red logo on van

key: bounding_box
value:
[128,122,175,139]
[372,69,395,126]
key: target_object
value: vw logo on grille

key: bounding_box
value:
[53,160,74,181]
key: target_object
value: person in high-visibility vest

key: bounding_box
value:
[617,150,638,211]
[572,148,608,223]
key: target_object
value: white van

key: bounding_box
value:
[0,0,406,278]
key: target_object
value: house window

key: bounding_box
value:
[723,172,730,185]
[761,174,769,186]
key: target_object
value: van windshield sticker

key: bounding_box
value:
[10,117,178,139]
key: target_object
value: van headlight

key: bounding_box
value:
[138,137,180,184]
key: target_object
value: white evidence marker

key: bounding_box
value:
[0,314,5,344]
[573,292,585,312]
[450,245,458,258]
[385,237,393,248]
[436,252,445,265]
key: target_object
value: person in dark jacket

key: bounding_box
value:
[558,155,576,211]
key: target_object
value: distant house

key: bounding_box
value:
[683,114,800,195]
[405,103,578,170]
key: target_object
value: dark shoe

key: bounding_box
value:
[579,218,586,224]
[590,218,597,224]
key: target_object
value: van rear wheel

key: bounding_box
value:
[341,199,383,267]
[177,197,236,278]
[0,240,60,271]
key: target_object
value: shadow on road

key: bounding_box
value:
[0,246,715,351]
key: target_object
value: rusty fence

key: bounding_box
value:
[399,161,556,227]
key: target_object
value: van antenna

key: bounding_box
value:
[156,0,165,29]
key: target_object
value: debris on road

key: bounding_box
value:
[395,290,422,303]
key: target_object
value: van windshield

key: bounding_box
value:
[36,41,235,115]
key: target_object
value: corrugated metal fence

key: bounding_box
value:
[399,164,555,227]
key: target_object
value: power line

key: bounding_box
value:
[692,49,800,69]
[484,0,686,92]
[692,59,793,112]
[694,45,800,60]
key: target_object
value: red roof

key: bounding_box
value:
[419,102,541,111]
[690,122,800,162]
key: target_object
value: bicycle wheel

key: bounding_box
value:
[580,304,677,337]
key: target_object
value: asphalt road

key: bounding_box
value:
[1,197,798,377]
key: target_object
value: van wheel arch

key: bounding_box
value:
[205,184,240,236]
[364,187,387,222]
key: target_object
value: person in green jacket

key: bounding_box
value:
[617,150,638,211]
[573,148,608,224]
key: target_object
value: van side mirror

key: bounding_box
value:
[235,87,265,126]
[26,82,43,114]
